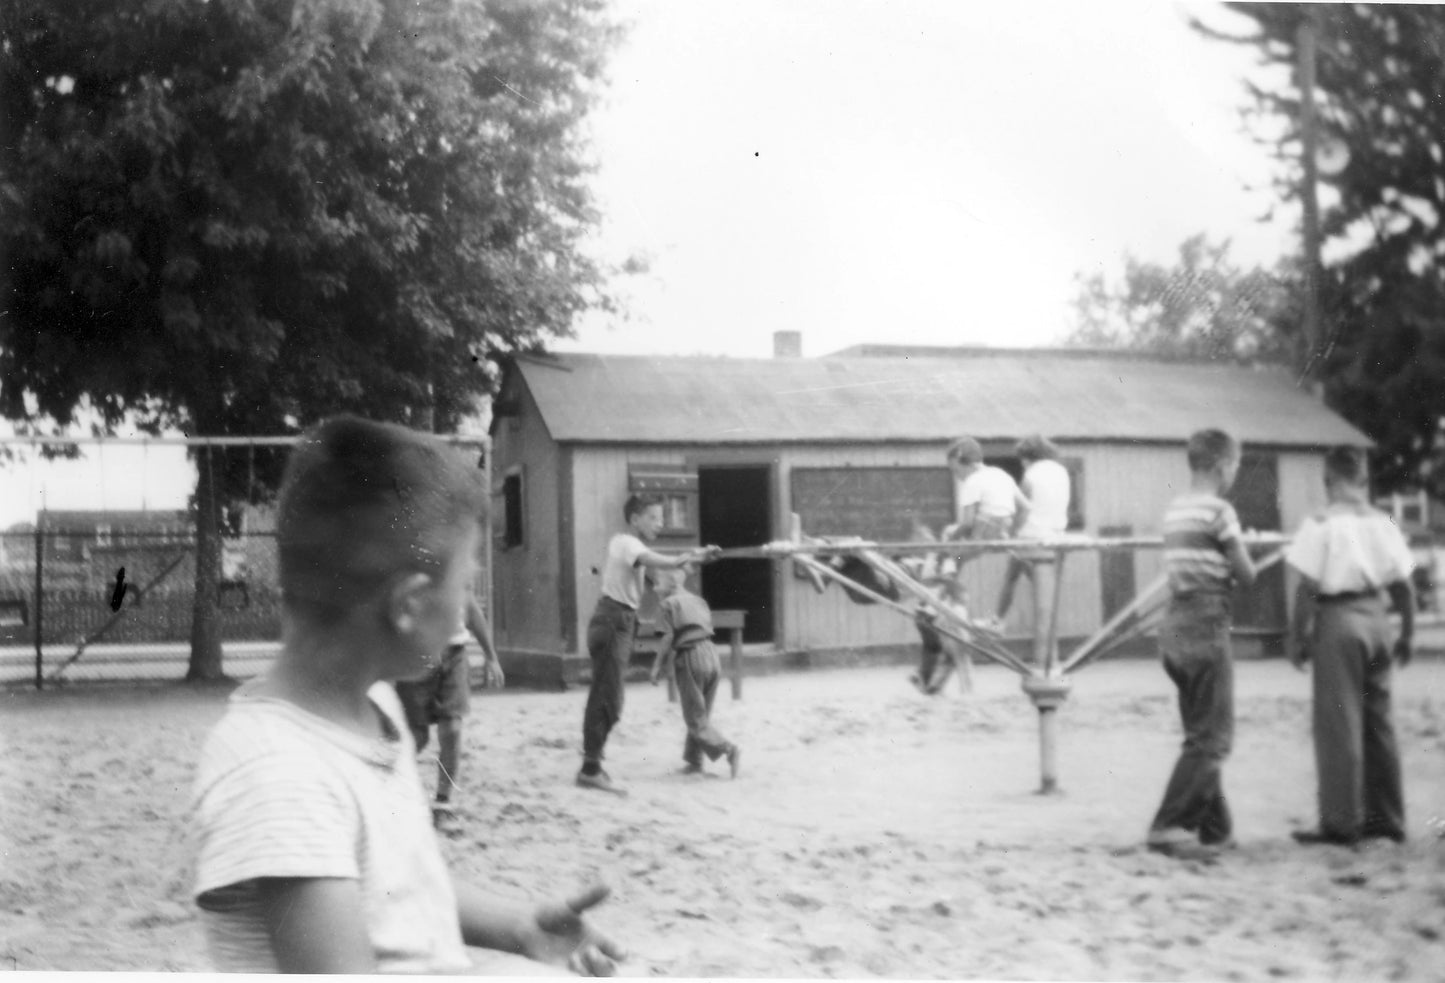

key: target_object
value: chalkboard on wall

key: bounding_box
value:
[790,467,956,541]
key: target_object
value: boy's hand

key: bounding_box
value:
[479,657,506,689]
[1394,637,1413,667]
[525,884,627,976]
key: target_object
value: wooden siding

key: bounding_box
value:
[491,383,565,654]
[536,425,1326,661]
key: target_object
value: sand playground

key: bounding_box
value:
[2,654,1444,980]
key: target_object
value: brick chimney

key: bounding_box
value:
[773,330,802,358]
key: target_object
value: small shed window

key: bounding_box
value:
[501,469,525,549]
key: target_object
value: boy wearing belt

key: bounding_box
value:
[1285,445,1415,847]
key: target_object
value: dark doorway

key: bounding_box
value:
[698,466,773,643]
[1230,452,1285,632]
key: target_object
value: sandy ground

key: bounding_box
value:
[1,656,1444,980]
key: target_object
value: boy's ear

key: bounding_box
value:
[386,572,434,635]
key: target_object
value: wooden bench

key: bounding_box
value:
[640,608,747,702]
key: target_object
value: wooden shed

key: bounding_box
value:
[487,347,1368,685]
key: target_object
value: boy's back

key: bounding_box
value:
[1162,490,1243,596]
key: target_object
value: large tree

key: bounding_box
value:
[0,0,620,678]
[1198,4,1445,497]
[1063,233,1298,365]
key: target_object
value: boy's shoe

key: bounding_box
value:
[972,615,1005,637]
[575,769,628,796]
[431,801,457,828]
[681,762,704,775]
[727,746,742,779]
[1290,828,1357,847]
[1145,826,1197,855]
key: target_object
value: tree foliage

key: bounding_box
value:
[1198,3,1445,497]
[0,0,621,676]
[1063,233,1298,365]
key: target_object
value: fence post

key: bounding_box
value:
[33,527,43,691]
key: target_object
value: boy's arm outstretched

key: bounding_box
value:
[454,879,627,976]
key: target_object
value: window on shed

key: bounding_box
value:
[500,469,525,549]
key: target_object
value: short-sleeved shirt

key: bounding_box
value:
[1018,459,1071,539]
[659,590,714,649]
[1285,503,1414,594]
[958,466,1020,528]
[600,532,649,609]
[191,681,470,974]
[1162,493,1243,596]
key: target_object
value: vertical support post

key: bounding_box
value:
[33,526,43,691]
[729,624,744,701]
[1021,548,1071,793]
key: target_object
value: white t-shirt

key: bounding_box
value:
[1285,503,1415,595]
[1017,459,1071,539]
[958,466,1020,525]
[600,532,649,609]
[191,681,470,974]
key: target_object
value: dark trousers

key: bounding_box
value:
[1310,597,1405,840]
[1150,593,1234,844]
[582,596,636,765]
[674,642,733,765]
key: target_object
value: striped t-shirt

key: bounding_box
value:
[190,681,470,973]
[1162,492,1242,596]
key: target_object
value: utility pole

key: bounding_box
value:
[1298,8,1323,393]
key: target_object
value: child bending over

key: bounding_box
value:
[649,568,741,778]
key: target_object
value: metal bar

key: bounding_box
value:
[1044,550,1067,676]
[710,532,1291,560]
[1060,573,1169,674]
[33,527,43,691]
[793,553,1032,675]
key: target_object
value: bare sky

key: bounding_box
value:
[562,0,1294,359]
[1,1,1295,527]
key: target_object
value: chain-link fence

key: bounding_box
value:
[0,529,282,686]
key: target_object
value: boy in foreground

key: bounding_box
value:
[1146,428,1257,858]
[1285,445,1415,847]
[648,567,741,778]
[190,416,625,974]
[577,494,718,795]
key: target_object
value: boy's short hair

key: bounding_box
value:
[276,415,485,621]
[1185,429,1238,473]
[946,436,984,467]
[624,493,663,522]
[1324,444,1368,485]
[1015,434,1060,462]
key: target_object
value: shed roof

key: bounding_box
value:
[508,351,1369,448]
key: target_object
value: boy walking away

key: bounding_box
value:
[982,434,1071,635]
[579,494,718,796]
[1146,429,1257,858]
[395,589,504,830]
[648,568,741,778]
[1285,445,1415,848]
[191,416,625,975]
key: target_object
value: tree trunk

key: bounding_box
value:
[186,446,226,681]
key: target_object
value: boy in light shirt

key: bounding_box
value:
[190,416,624,975]
[577,494,719,795]
[983,434,1072,634]
[1285,444,1415,847]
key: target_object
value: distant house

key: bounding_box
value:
[487,343,1369,683]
